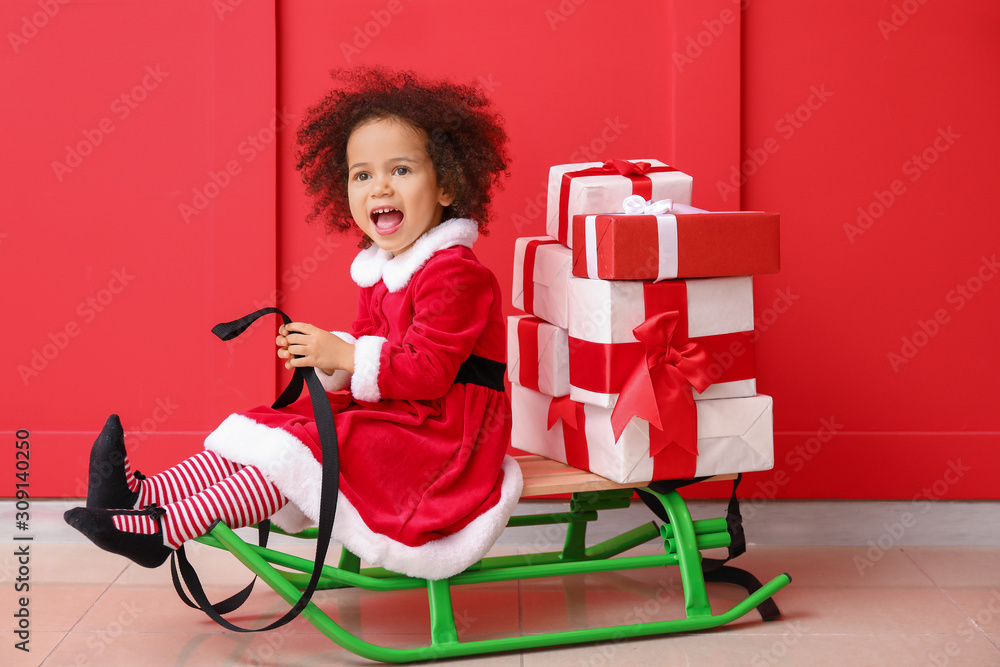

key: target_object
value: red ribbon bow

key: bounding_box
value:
[602,159,651,177]
[610,311,712,459]
[557,159,677,245]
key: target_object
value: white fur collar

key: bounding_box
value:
[350,218,479,292]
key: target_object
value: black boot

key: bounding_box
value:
[64,505,172,568]
[86,414,140,509]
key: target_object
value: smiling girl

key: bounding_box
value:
[66,67,520,580]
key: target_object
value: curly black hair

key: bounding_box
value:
[296,67,510,243]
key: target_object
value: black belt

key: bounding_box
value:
[454,354,506,391]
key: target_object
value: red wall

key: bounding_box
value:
[2,1,997,499]
[2,1,279,495]
[738,1,1000,499]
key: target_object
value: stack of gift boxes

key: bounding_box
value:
[508,159,781,483]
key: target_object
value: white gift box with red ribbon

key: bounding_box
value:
[511,383,774,484]
[567,275,757,410]
[511,236,572,329]
[507,315,570,397]
[546,159,693,248]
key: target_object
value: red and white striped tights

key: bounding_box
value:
[113,451,287,549]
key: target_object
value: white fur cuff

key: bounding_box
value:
[351,335,385,402]
[315,331,357,393]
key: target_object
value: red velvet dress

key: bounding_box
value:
[204,218,521,580]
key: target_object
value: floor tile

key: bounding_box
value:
[947,589,1000,639]
[903,546,1000,589]
[522,632,1000,667]
[108,539,327,588]
[5,499,1000,666]
[1,583,109,632]
[0,542,127,585]
[42,630,358,666]
[736,586,979,635]
[86,585,357,636]
[0,630,64,667]
[730,545,939,588]
[44,628,527,666]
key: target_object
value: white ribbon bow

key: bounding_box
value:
[621,195,705,216]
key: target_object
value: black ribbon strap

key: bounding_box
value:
[169,307,340,632]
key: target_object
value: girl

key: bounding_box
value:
[65,67,522,580]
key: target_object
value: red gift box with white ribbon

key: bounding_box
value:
[511,383,774,483]
[567,275,757,409]
[511,236,572,329]
[507,315,569,397]
[546,159,693,248]
[571,196,781,281]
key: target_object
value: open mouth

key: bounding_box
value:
[370,207,404,235]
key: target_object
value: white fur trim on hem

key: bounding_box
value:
[205,414,325,534]
[334,456,522,580]
[204,414,524,579]
[314,331,357,393]
[349,218,479,292]
[351,335,385,402]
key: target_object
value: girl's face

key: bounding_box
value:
[346,117,454,256]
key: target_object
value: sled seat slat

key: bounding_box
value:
[515,454,737,497]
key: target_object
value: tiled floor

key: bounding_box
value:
[3,499,999,666]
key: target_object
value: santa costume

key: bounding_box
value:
[204,217,522,580]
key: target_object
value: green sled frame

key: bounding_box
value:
[194,482,791,663]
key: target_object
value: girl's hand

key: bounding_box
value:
[276,322,355,374]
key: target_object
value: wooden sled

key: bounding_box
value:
[193,455,791,663]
